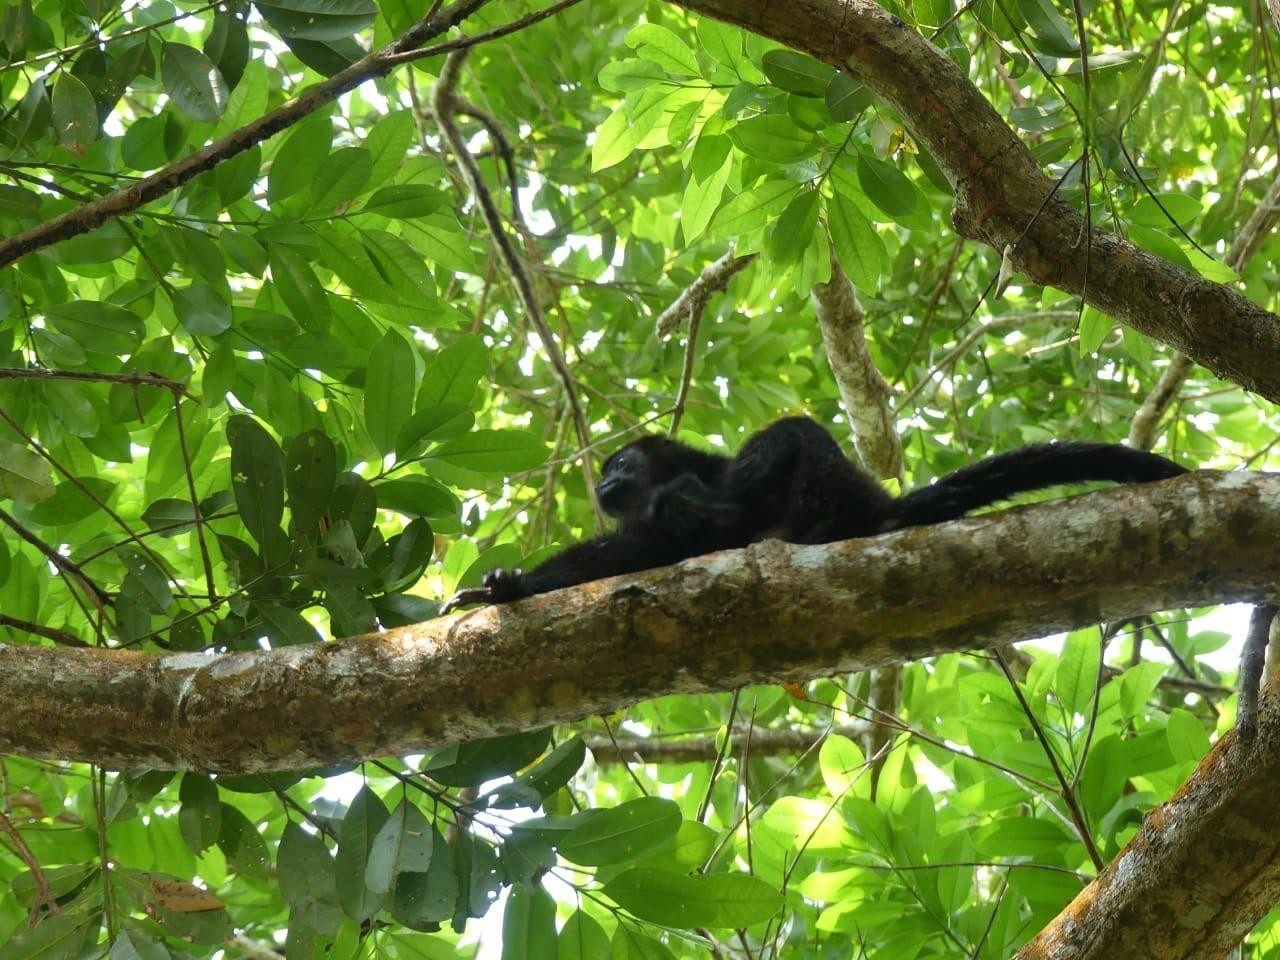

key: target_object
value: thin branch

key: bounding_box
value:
[0,505,109,608]
[654,250,756,339]
[385,0,586,66]
[0,367,191,396]
[170,394,218,600]
[585,721,872,764]
[432,49,603,527]
[0,808,57,925]
[0,0,494,269]
[0,614,87,648]
[994,649,1105,872]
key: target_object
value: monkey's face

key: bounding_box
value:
[596,446,651,521]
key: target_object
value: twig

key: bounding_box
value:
[0,367,192,396]
[654,249,755,339]
[170,394,217,599]
[0,0,494,269]
[385,0,586,67]
[0,504,110,607]
[0,614,88,648]
[433,49,603,527]
[0,808,56,925]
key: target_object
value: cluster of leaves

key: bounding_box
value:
[3,0,1280,955]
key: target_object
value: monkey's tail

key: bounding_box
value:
[885,442,1188,530]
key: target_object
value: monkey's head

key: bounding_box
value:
[596,437,688,523]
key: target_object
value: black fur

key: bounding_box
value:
[440,417,1186,612]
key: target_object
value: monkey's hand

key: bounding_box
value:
[440,568,529,614]
[649,474,739,541]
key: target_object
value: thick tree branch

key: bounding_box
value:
[1015,679,1280,959]
[671,0,1280,403]
[0,473,1276,773]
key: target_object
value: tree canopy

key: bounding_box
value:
[2,0,1280,956]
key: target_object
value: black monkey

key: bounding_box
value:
[440,417,1187,612]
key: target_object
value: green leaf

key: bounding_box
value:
[421,728,553,788]
[162,42,228,121]
[205,12,250,89]
[602,868,720,928]
[762,50,834,96]
[827,73,874,122]
[278,822,343,935]
[375,476,459,521]
[427,430,547,474]
[1077,305,1111,353]
[558,797,681,867]
[826,190,884,291]
[501,883,557,960]
[28,477,114,526]
[52,74,97,154]
[1056,628,1100,715]
[256,0,377,41]
[268,114,334,203]
[364,330,416,456]
[119,548,174,613]
[0,184,41,218]
[364,110,415,185]
[325,586,376,636]
[592,106,638,172]
[312,146,373,210]
[559,910,611,960]
[394,402,475,459]
[1018,0,1079,55]
[178,773,222,854]
[729,114,817,163]
[1,906,101,960]
[45,301,145,356]
[254,602,321,646]
[109,926,169,960]
[767,188,820,266]
[698,19,743,70]
[818,733,865,797]
[217,803,272,878]
[366,800,434,895]
[680,150,732,243]
[1167,707,1210,765]
[286,429,338,530]
[362,184,448,219]
[336,786,390,921]
[625,22,699,75]
[269,243,331,330]
[0,441,53,504]
[417,336,488,408]
[598,58,667,94]
[855,153,917,218]
[372,516,432,591]
[227,415,286,548]
[174,283,232,336]
[482,735,586,808]
[390,825,457,927]
[709,180,799,237]
[699,873,784,927]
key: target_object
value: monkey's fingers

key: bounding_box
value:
[439,587,494,615]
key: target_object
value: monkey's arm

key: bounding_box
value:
[440,531,689,613]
